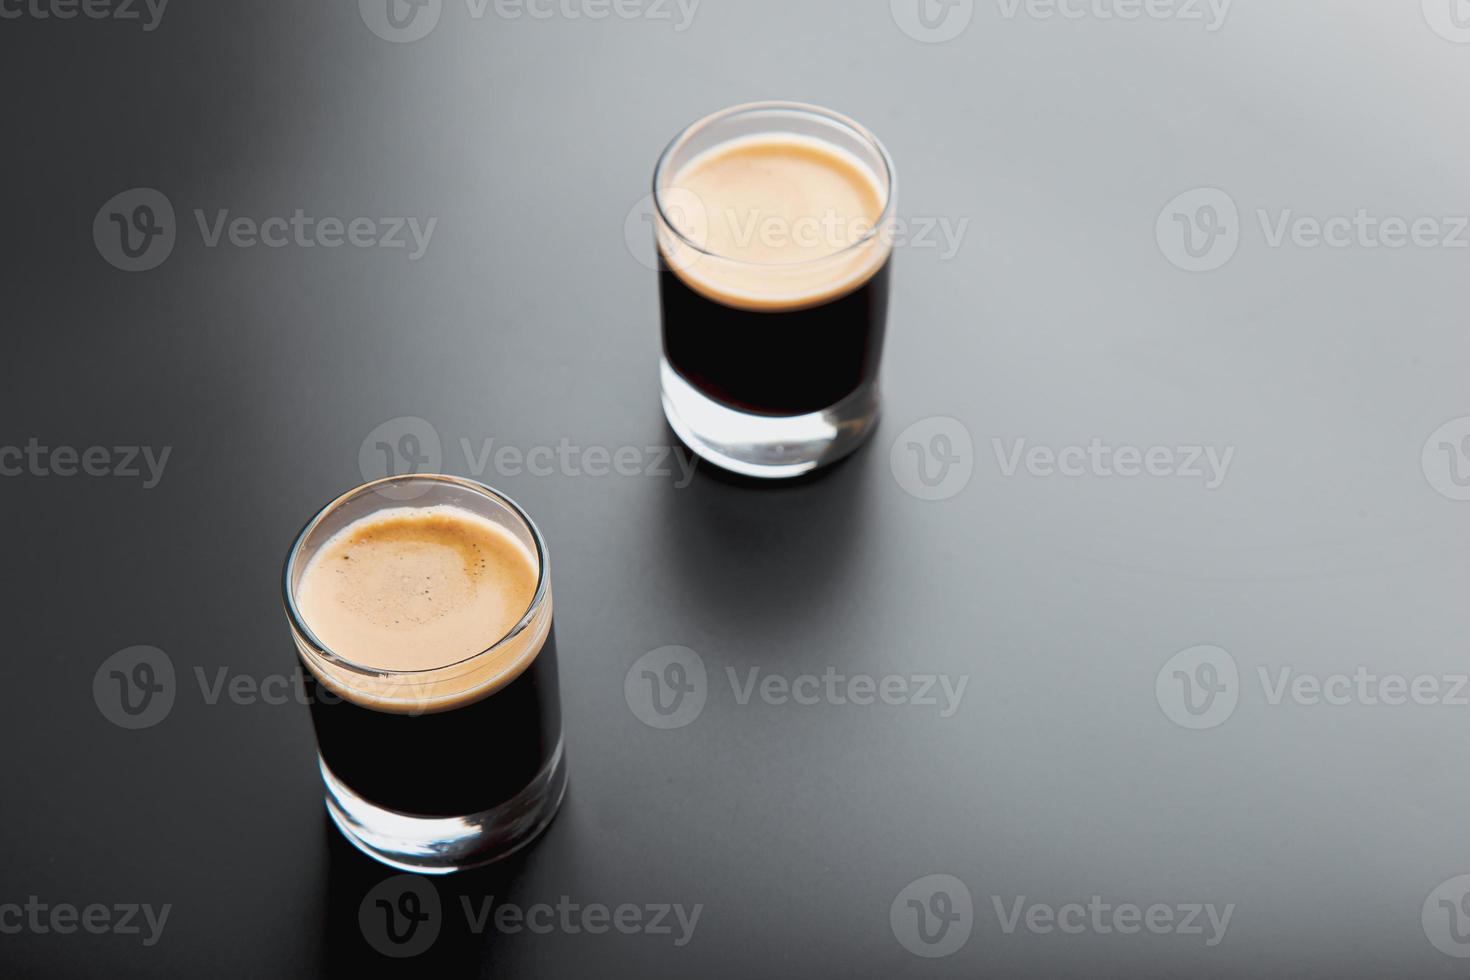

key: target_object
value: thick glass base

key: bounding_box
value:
[321,739,566,875]
[660,360,879,479]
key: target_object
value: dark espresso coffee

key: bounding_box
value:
[660,256,890,416]
[659,134,893,417]
[294,505,558,818]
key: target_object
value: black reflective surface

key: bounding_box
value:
[4,2,1470,977]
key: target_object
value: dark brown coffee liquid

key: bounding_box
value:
[302,628,561,817]
[660,254,891,416]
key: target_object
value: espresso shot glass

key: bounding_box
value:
[283,475,565,874]
[653,101,897,479]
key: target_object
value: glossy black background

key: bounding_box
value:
[3,2,1469,977]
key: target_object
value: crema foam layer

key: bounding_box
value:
[659,134,892,312]
[293,505,549,713]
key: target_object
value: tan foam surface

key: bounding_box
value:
[659,134,892,311]
[294,505,548,712]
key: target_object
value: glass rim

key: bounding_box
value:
[651,100,899,269]
[281,474,551,679]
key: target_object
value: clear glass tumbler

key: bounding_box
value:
[283,475,566,874]
[653,101,898,479]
